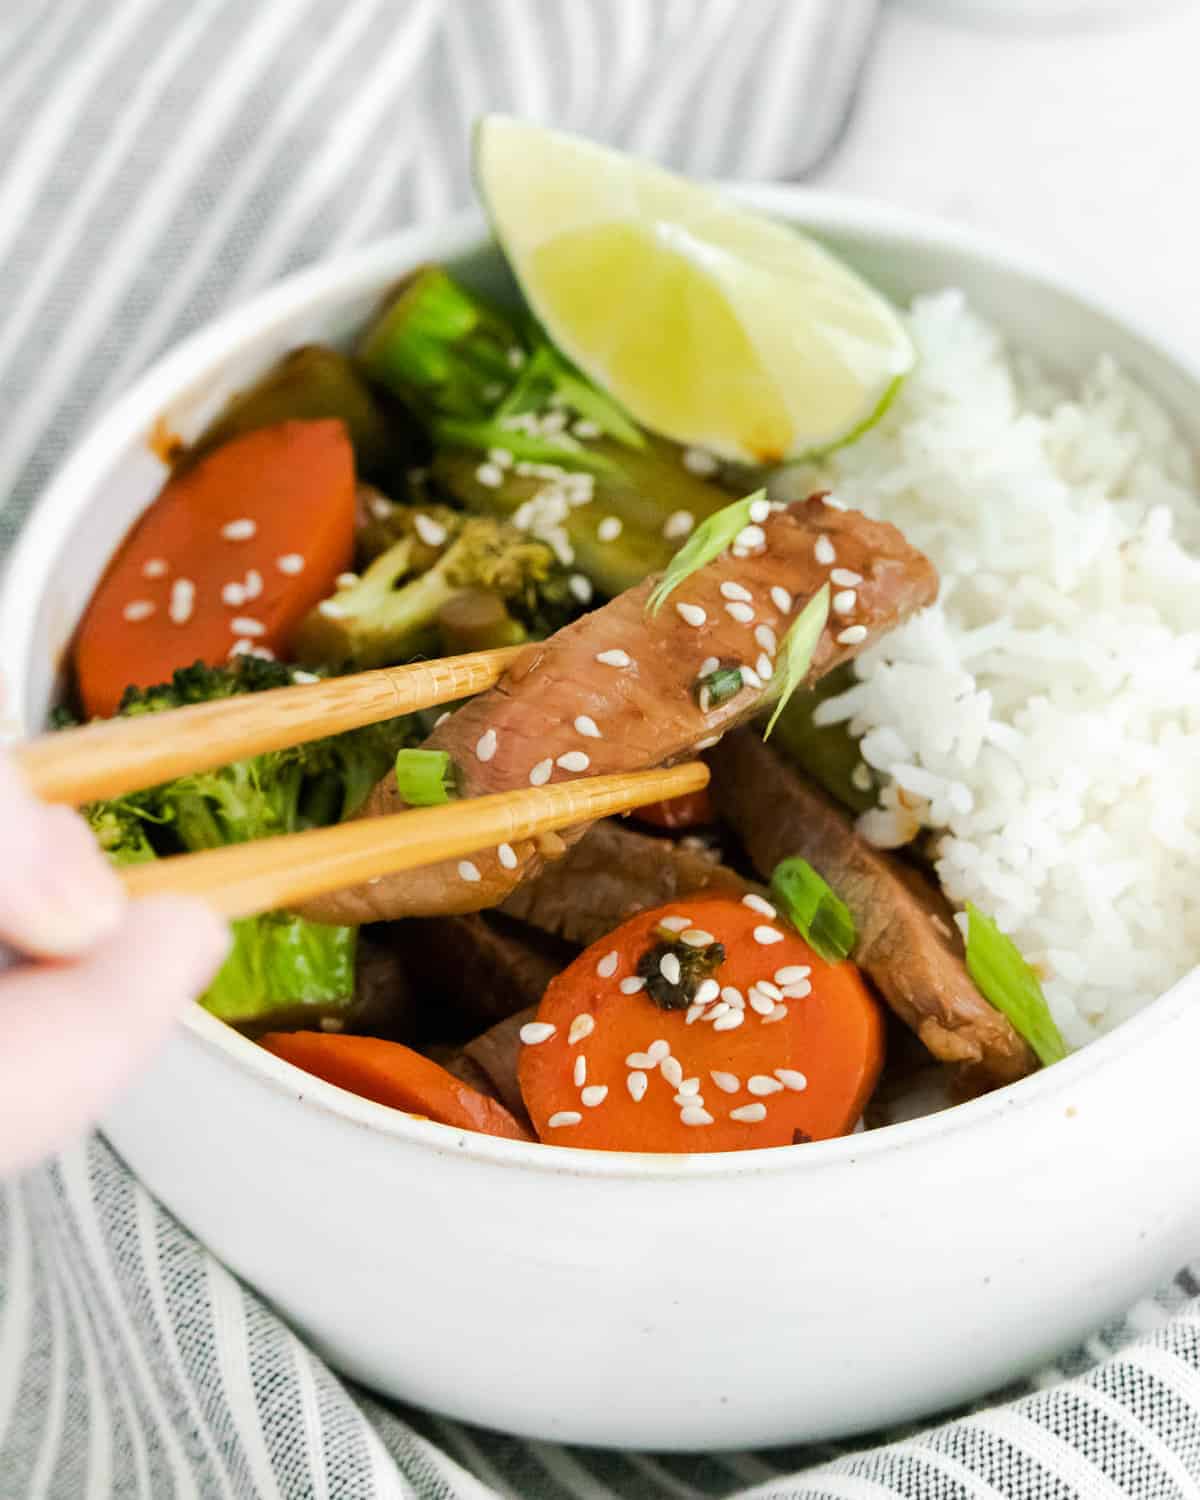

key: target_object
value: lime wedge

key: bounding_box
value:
[474,117,915,465]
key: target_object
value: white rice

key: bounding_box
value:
[778,290,1200,1049]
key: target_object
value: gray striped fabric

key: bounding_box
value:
[4,4,1200,1496]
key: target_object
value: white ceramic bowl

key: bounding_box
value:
[5,190,1200,1451]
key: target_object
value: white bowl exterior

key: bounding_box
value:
[5,190,1200,1449]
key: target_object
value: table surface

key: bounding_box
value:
[819,1,1198,347]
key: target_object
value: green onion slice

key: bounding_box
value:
[696,665,744,709]
[541,345,646,450]
[433,417,621,477]
[647,491,764,616]
[964,904,1068,1067]
[770,856,856,964]
[394,748,457,806]
[763,584,831,740]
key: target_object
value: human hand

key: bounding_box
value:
[0,751,229,1175]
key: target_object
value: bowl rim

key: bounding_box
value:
[6,184,1199,1181]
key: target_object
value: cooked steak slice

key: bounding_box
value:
[463,1007,536,1119]
[306,495,937,924]
[708,730,1038,1088]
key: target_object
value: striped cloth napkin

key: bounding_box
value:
[4,4,1200,1497]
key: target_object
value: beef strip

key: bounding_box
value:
[462,1007,536,1119]
[501,817,747,947]
[708,730,1038,1089]
[305,496,938,925]
[388,911,570,1028]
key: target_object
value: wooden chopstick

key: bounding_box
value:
[14,646,524,807]
[120,761,710,919]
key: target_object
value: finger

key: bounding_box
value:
[0,896,229,1175]
[0,755,127,958]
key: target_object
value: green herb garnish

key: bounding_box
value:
[696,665,744,710]
[637,936,726,1010]
[771,856,856,964]
[763,584,830,739]
[964,904,1067,1066]
[394,748,457,806]
[647,491,764,616]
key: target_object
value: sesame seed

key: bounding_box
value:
[833,589,857,615]
[228,639,254,658]
[774,965,811,985]
[573,419,601,439]
[775,1069,808,1091]
[596,950,619,978]
[781,980,812,999]
[434,711,451,727]
[711,1071,740,1093]
[753,926,784,945]
[771,586,792,613]
[814,535,836,565]
[122,600,155,622]
[487,446,514,468]
[142,557,168,578]
[573,1055,587,1087]
[712,1010,744,1031]
[476,729,498,762]
[680,928,715,948]
[626,1051,654,1069]
[276,553,305,575]
[831,568,863,587]
[230,616,265,637]
[749,498,770,524]
[529,758,553,786]
[221,518,256,540]
[369,496,392,520]
[755,653,774,681]
[699,656,720,677]
[169,579,195,624]
[597,516,622,542]
[837,624,868,645]
[660,952,682,985]
[695,735,722,750]
[748,1075,784,1096]
[222,582,246,607]
[764,1004,788,1023]
[243,569,263,598]
[291,670,320,685]
[581,1085,608,1108]
[414,513,448,547]
[720,985,745,1009]
[661,1057,683,1089]
[725,602,754,626]
[730,1103,767,1123]
[658,916,691,932]
[646,1040,671,1064]
[556,750,590,772]
[674,1092,705,1109]
[755,979,783,1002]
[822,492,848,510]
[739,665,763,690]
[568,574,593,605]
[317,600,345,618]
[458,861,482,883]
[754,624,777,655]
[685,1004,705,1024]
[705,1002,731,1024]
[680,1106,714,1126]
[735,524,765,550]
[743,893,777,918]
[678,1077,702,1096]
[663,510,694,540]
[520,1022,556,1045]
[475,462,503,488]
[548,1111,582,1129]
[596,649,631,667]
[497,843,518,870]
[574,715,601,738]
[676,602,706,627]
[748,987,776,1016]
[567,1008,594,1044]
[720,581,753,603]
[682,447,718,475]
[693,978,721,1006]
[627,1071,648,1101]
[619,977,646,995]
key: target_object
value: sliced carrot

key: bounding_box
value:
[74,420,355,718]
[519,894,884,1153]
[260,1031,534,1141]
[632,787,715,830]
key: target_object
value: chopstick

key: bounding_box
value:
[120,761,710,919]
[13,646,524,807]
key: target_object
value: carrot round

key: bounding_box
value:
[633,786,715,831]
[519,894,884,1152]
[74,420,355,718]
[260,1031,533,1141]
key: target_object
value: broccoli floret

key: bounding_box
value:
[293,510,577,670]
[78,660,415,1027]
